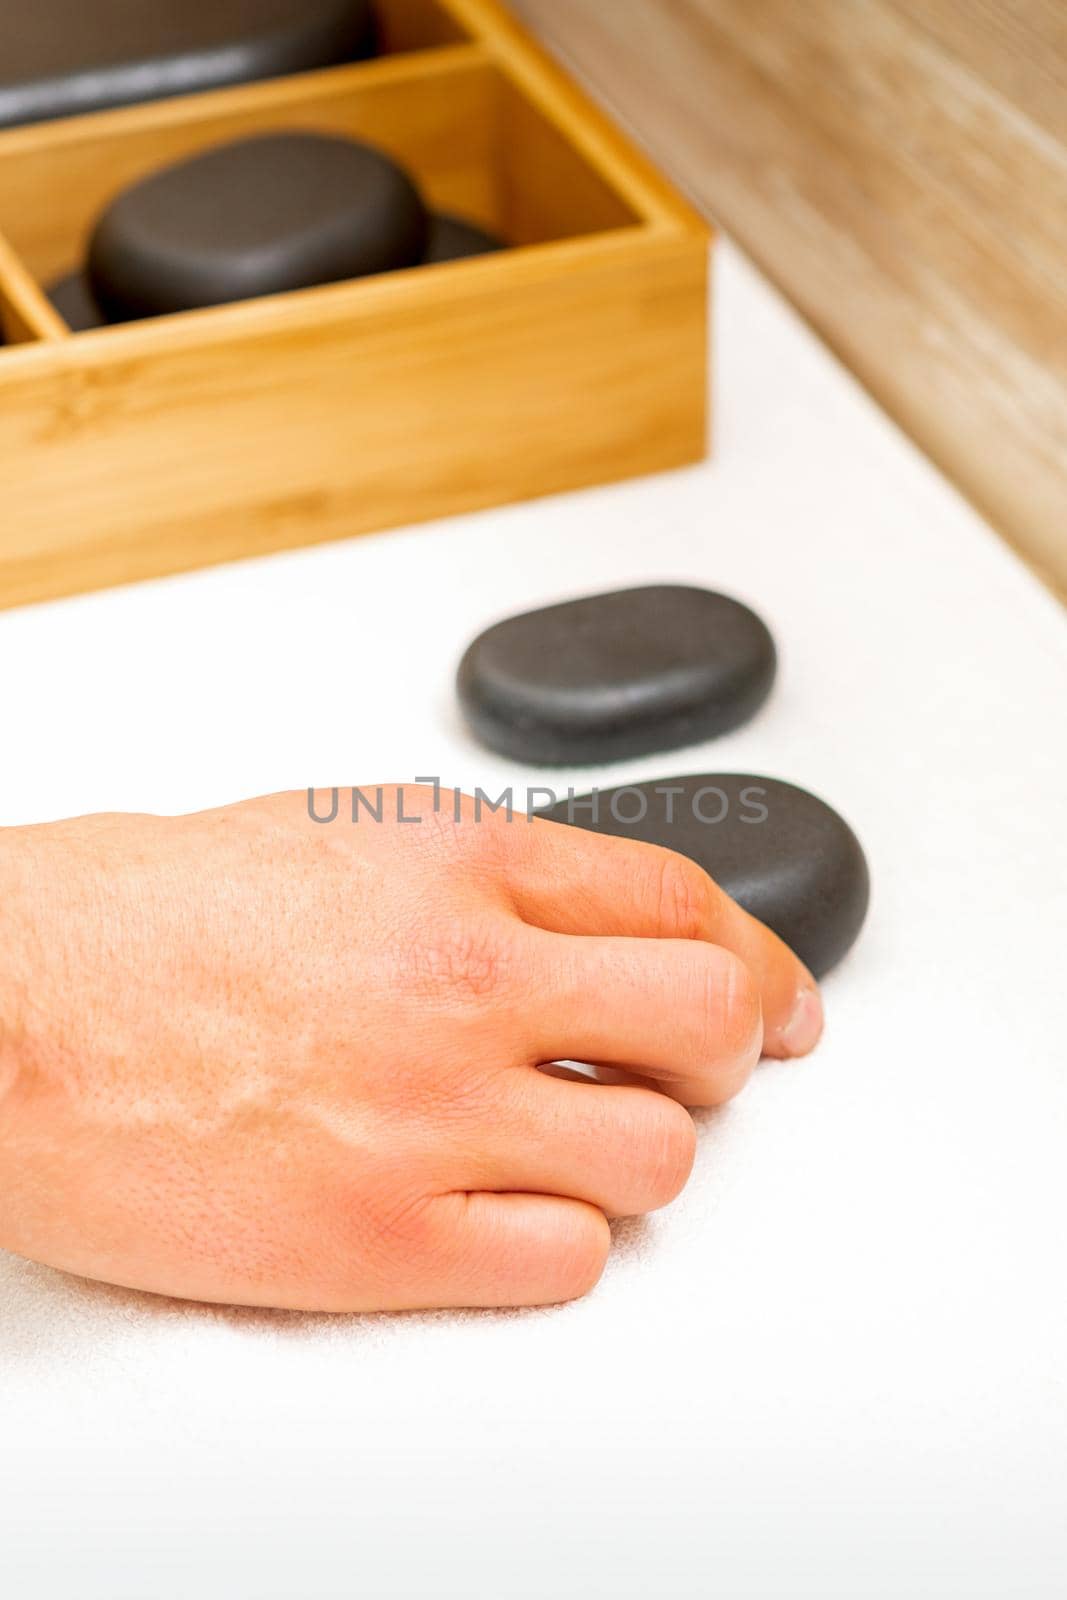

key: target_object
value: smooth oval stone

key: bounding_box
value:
[541,775,870,978]
[457,584,777,765]
[425,214,505,264]
[88,132,428,319]
[48,270,106,332]
[0,0,376,130]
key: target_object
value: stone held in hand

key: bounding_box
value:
[541,774,870,978]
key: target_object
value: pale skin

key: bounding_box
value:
[0,786,823,1313]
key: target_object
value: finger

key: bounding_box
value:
[524,928,763,1108]
[396,1192,610,1310]
[473,1071,697,1218]
[508,820,823,1059]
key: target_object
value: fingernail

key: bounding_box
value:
[778,984,824,1057]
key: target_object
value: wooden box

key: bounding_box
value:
[0,0,710,610]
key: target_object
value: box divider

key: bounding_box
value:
[0,43,493,163]
[0,231,68,343]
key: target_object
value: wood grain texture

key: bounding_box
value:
[0,232,705,609]
[0,0,709,610]
[508,0,1067,593]
[891,0,1067,145]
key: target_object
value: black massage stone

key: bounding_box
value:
[48,270,106,332]
[88,132,428,320]
[457,585,777,765]
[425,214,505,264]
[0,0,376,130]
[542,775,869,978]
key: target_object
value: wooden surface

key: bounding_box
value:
[0,233,705,609]
[0,0,709,610]
[0,232,65,343]
[508,0,1067,595]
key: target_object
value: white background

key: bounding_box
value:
[2,243,1065,1598]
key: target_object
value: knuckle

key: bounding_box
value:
[673,945,762,1086]
[417,1063,503,1133]
[607,1094,696,1213]
[417,796,473,855]
[697,950,762,1103]
[652,849,717,941]
[554,1209,611,1301]
[415,790,512,870]
[317,1164,443,1296]
[361,1183,440,1263]
[642,1100,698,1205]
[715,951,763,1060]
[445,1197,610,1306]
[615,1094,697,1210]
[407,915,514,1005]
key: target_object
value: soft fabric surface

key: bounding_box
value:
[2,243,1064,1599]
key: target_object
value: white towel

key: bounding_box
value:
[2,246,1065,1600]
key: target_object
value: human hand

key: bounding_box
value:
[0,787,822,1311]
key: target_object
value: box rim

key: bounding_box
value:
[0,222,708,387]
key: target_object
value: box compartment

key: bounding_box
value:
[374,0,473,53]
[0,0,710,610]
[0,53,643,319]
